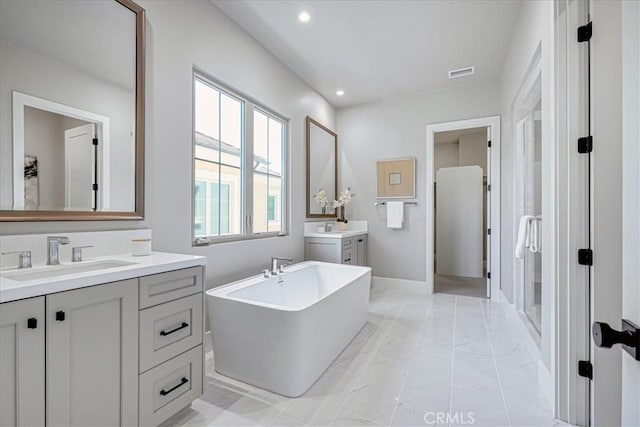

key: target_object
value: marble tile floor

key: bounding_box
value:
[171,281,556,427]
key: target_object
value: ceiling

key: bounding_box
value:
[213,0,522,108]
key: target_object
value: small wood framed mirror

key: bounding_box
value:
[306,117,338,218]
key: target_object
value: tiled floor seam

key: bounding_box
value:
[328,294,411,426]
[447,296,458,427]
[480,299,513,427]
[386,301,433,426]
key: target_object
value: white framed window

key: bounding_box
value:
[193,72,288,244]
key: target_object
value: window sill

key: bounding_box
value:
[193,232,288,246]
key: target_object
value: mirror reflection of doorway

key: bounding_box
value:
[433,126,490,298]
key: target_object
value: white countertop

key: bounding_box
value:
[0,251,206,303]
[304,230,368,238]
[304,220,368,239]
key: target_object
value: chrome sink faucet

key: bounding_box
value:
[47,236,70,265]
[271,257,293,276]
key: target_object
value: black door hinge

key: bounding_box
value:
[578,249,593,266]
[488,184,491,191]
[578,360,593,380]
[92,183,98,191]
[578,21,592,43]
[487,272,491,279]
[578,136,593,153]
[92,137,98,146]
[488,140,492,148]
[488,228,491,235]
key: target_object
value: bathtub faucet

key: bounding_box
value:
[271,257,293,276]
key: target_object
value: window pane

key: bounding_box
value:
[268,177,282,232]
[253,173,268,233]
[220,164,242,235]
[268,118,283,174]
[267,195,276,221]
[194,181,207,237]
[219,93,242,168]
[194,80,219,141]
[253,110,268,168]
[253,108,285,234]
[193,75,244,239]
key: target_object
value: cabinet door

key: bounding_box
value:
[47,279,138,426]
[0,297,45,426]
[356,236,367,266]
[305,238,341,263]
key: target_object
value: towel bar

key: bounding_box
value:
[373,201,418,206]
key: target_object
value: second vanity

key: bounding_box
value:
[0,235,206,427]
[303,220,368,266]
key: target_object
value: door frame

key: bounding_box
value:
[12,91,111,210]
[621,1,640,423]
[425,115,501,301]
[554,0,591,424]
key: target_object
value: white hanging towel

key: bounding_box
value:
[515,215,534,258]
[386,201,404,229]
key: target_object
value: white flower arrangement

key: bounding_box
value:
[334,187,354,207]
[333,187,355,221]
[313,187,329,208]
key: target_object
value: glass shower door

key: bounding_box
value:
[524,106,542,333]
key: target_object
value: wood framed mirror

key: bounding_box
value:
[306,116,338,218]
[0,0,145,221]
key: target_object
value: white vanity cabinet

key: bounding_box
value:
[46,279,139,426]
[0,258,205,427]
[0,297,45,427]
[304,233,368,266]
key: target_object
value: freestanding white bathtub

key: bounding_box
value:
[206,261,371,397]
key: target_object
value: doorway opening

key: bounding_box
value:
[425,116,501,302]
[432,127,489,298]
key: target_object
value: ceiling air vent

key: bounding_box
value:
[448,66,475,79]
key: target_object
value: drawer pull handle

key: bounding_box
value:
[27,318,37,329]
[160,377,188,396]
[160,322,189,336]
[55,311,65,322]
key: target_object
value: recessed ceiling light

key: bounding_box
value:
[298,11,311,22]
[336,89,345,96]
[448,66,475,79]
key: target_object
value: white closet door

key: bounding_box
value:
[436,165,483,278]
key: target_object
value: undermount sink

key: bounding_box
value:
[2,260,138,282]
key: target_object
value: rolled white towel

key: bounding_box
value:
[515,215,534,259]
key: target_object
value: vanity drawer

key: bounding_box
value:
[139,267,203,309]
[342,238,353,249]
[139,293,203,372]
[139,345,203,426]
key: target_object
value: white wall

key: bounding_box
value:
[23,107,64,208]
[434,142,459,172]
[139,0,335,287]
[337,83,499,281]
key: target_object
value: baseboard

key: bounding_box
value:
[371,276,428,293]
